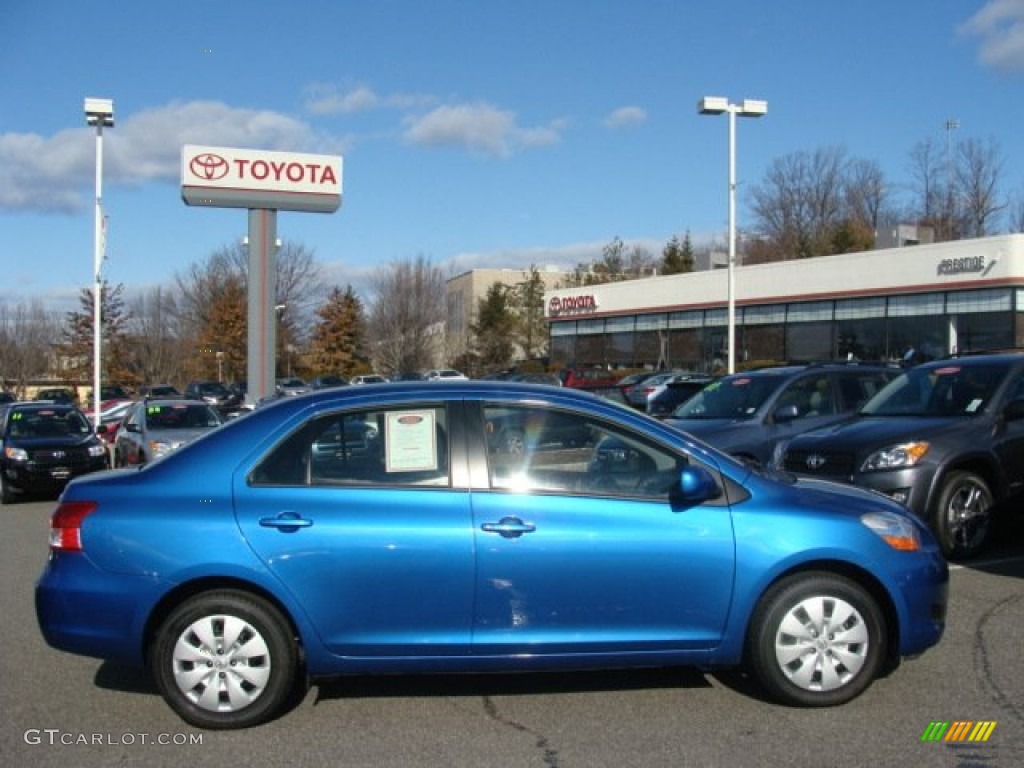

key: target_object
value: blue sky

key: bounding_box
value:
[3,0,1023,312]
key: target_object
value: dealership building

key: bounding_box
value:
[544,234,1024,372]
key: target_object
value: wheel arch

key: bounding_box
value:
[925,455,1003,511]
[742,559,900,667]
[142,577,306,671]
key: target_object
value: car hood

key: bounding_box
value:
[7,435,98,449]
[666,418,753,445]
[788,414,981,450]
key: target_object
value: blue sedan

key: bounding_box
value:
[36,381,948,729]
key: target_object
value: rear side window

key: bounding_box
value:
[839,372,897,410]
[250,405,450,488]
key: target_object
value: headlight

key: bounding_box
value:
[88,444,107,458]
[861,441,929,471]
[4,446,28,462]
[861,511,921,551]
[149,440,184,457]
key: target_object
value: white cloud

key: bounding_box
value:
[303,83,435,115]
[960,0,1024,73]
[402,103,564,157]
[0,101,316,213]
[604,106,648,129]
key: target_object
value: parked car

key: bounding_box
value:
[87,400,134,445]
[390,371,426,382]
[310,375,348,389]
[276,377,312,397]
[0,391,16,404]
[34,387,77,404]
[99,384,133,401]
[0,401,108,503]
[646,374,716,419]
[558,367,620,392]
[113,399,224,467]
[507,371,562,386]
[425,368,469,381]
[615,371,660,401]
[666,364,898,469]
[184,380,243,414]
[777,351,1024,559]
[37,382,947,728]
[623,370,697,411]
[137,384,182,399]
[349,374,389,385]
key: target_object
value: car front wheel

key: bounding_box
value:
[151,590,299,729]
[932,470,993,560]
[747,573,886,707]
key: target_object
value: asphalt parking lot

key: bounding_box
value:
[2,499,1022,768]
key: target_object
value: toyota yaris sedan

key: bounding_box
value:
[36,382,947,729]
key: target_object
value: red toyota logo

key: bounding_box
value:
[548,297,562,315]
[189,153,229,180]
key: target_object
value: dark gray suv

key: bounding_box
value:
[665,364,898,469]
[778,352,1024,559]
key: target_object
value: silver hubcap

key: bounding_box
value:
[172,614,271,713]
[946,482,989,551]
[774,595,869,692]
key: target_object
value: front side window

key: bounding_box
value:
[251,405,449,488]
[483,404,686,499]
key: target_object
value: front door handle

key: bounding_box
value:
[481,516,536,538]
[259,512,313,531]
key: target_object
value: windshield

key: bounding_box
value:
[672,375,781,420]
[860,363,1006,417]
[145,404,223,429]
[6,408,92,438]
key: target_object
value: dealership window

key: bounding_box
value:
[575,334,606,366]
[785,322,832,362]
[835,297,886,319]
[946,288,1012,313]
[667,329,703,370]
[577,318,605,335]
[787,301,834,323]
[668,310,704,329]
[549,335,574,368]
[888,293,945,316]
[550,321,576,337]
[744,325,786,362]
[954,312,1013,353]
[887,315,948,361]
[837,318,887,361]
[743,305,787,325]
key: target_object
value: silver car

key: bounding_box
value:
[113,399,223,467]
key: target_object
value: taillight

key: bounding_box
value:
[49,501,97,552]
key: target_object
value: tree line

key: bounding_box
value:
[2,129,1021,393]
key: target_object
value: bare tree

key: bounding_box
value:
[750,147,849,258]
[845,158,892,238]
[0,300,61,392]
[906,138,949,239]
[956,137,1006,237]
[125,287,187,385]
[367,255,446,374]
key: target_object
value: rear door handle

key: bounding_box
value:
[481,516,536,538]
[259,512,313,531]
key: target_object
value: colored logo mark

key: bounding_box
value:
[921,721,997,742]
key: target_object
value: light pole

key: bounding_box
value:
[84,98,113,428]
[945,118,959,240]
[698,96,766,374]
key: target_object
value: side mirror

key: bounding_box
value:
[677,465,721,503]
[126,423,141,433]
[774,403,800,423]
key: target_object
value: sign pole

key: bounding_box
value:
[247,209,278,406]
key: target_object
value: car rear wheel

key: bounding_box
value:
[932,470,993,560]
[747,573,886,707]
[151,590,298,730]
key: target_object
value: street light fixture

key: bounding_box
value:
[698,96,767,374]
[84,98,114,428]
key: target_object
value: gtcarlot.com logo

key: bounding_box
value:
[921,721,997,742]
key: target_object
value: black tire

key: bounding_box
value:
[931,470,993,560]
[747,573,886,707]
[151,590,298,730]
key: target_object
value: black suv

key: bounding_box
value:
[666,363,898,468]
[184,380,243,414]
[778,352,1024,559]
[0,402,109,503]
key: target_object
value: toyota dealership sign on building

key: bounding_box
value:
[181,145,342,213]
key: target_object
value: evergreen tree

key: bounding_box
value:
[662,232,695,275]
[511,265,548,361]
[471,283,516,371]
[309,285,367,377]
[61,282,138,386]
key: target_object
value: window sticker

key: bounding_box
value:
[385,410,438,472]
